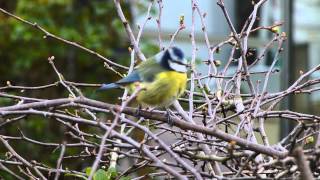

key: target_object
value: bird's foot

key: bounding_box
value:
[166,109,173,126]
[135,105,142,117]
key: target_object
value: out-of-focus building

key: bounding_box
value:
[133,0,320,143]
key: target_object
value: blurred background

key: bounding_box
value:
[0,0,318,177]
[135,0,320,143]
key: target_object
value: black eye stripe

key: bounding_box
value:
[170,59,187,66]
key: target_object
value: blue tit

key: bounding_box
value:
[99,47,188,109]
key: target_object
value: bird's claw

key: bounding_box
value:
[135,105,142,117]
[166,109,173,126]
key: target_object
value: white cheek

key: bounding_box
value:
[169,61,187,72]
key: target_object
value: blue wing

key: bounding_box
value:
[99,71,141,90]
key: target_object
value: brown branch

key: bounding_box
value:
[0,97,288,158]
[0,136,47,179]
[113,0,146,61]
[292,147,314,180]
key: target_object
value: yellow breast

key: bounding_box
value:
[136,71,187,107]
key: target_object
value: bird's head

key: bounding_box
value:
[157,47,188,73]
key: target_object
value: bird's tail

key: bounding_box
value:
[98,83,119,90]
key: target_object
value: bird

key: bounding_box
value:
[99,47,188,123]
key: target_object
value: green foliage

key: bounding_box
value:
[0,0,131,85]
[85,168,110,180]
[135,0,157,16]
[105,167,118,179]
[0,0,134,177]
[81,167,130,180]
[140,40,159,58]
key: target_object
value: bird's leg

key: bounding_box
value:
[166,108,173,126]
[135,104,142,117]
